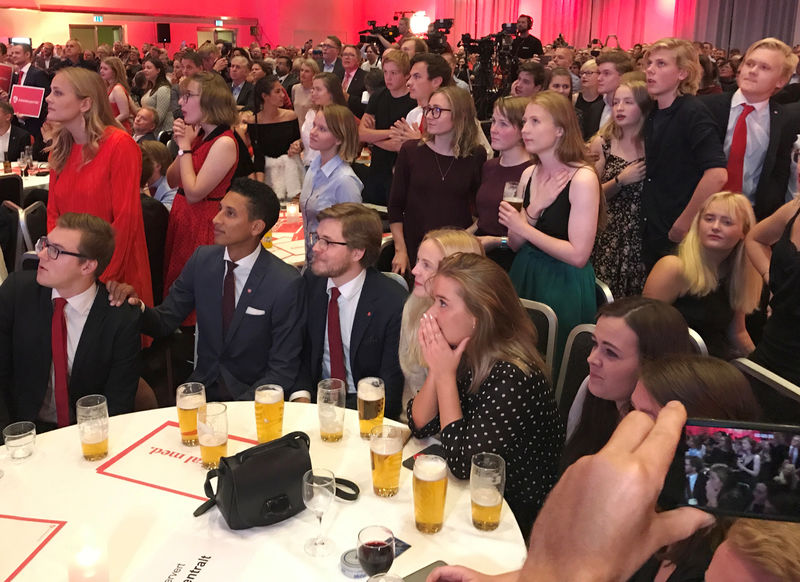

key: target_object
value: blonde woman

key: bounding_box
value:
[644,191,762,358]
[387,86,486,274]
[99,56,132,132]
[291,58,320,125]
[45,67,153,305]
[299,104,363,259]
[399,229,484,415]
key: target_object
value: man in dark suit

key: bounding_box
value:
[34,42,61,77]
[0,101,33,162]
[111,178,305,402]
[132,107,158,143]
[55,39,97,72]
[685,456,708,505]
[0,213,140,433]
[318,35,345,80]
[341,44,368,118]
[229,54,254,110]
[7,43,50,143]
[292,203,407,419]
[276,56,299,97]
[700,37,800,220]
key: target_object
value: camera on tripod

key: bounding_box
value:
[359,21,399,45]
[426,18,454,54]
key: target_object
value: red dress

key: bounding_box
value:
[108,83,132,133]
[47,127,153,306]
[163,126,237,296]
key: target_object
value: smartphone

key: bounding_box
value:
[404,560,447,582]
[661,418,800,522]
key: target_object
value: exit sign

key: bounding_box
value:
[215,20,223,27]
[93,15,103,22]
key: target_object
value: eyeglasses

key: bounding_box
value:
[422,105,452,119]
[580,71,598,76]
[179,92,201,102]
[35,237,86,260]
[310,232,349,250]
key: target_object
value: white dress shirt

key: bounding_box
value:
[724,89,770,204]
[40,284,99,423]
[222,244,261,307]
[599,93,613,128]
[0,125,11,162]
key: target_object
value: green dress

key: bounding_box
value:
[509,175,597,375]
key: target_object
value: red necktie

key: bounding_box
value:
[342,72,351,91]
[222,260,237,336]
[419,115,426,134]
[52,298,70,427]
[725,103,755,193]
[327,287,347,385]
[18,70,25,85]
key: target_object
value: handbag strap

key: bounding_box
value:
[193,468,219,517]
[334,477,360,502]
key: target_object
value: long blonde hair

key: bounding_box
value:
[49,68,122,173]
[678,191,761,312]
[400,229,484,379]
[102,56,130,92]
[596,78,651,142]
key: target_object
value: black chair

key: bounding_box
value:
[595,277,614,308]
[732,358,800,424]
[555,324,595,417]
[0,174,23,206]
[520,298,557,372]
[1,200,46,272]
[141,194,169,304]
[688,328,709,356]
[158,130,173,145]
[166,139,179,159]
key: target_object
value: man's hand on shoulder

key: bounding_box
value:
[106,281,141,308]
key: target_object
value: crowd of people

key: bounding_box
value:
[2,18,800,580]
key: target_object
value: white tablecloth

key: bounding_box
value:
[0,402,526,581]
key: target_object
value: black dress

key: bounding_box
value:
[673,277,734,359]
[751,205,800,385]
[407,361,564,537]
[247,118,301,173]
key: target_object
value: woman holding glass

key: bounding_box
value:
[407,252,563,536]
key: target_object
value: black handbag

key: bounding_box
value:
[193,431,312,530]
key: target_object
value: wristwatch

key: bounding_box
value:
[499,237,509,249]
[178,148,193,157]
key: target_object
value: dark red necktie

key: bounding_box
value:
[419,115,426,134]
[725,103,755,193]
[52,298,70,427]
[327,287,347,385]
[222,260,237,336]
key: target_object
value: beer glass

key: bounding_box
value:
[357,525,395,576]
[369,425,403,497]
[3,421,36,462]
[317,378,345,442]
[198,402,227,469]
[302,468,336,556]
[502,181,524,211]
[358,377,385,439]
[76,395,109,461]
[413,455,448,533]
[470,452,506,531]
[176,382,206,445]
[254,384,284,443]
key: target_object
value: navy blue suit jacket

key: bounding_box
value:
[0,272,140,429]
[297,268,407,419]
[141,245,305,401]
[12,65,50,141]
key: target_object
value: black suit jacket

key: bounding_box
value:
[0,271,140,430]
[344,67,367,118]
[317,58,345,80]
[11,65,50,141]
[232,81,254,110]
[34,56,61,77]
[4,125,33,162]
[141,245,306,401]
[297,268,407,419]
[281,73,299,100]
[700,92,800,219]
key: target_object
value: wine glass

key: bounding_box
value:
[357,525,395,577]
[303,468,336,556]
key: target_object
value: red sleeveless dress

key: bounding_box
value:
[108,83,132,133]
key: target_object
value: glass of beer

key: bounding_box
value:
[254,384,284,443]
[413,455,448,533]
[369,425,403,497]
[176,382,206,446]
[470,452,506,531]
[358,377,385,439]
[502,180,523,211]
[76,394,109,461]
[317,378,345,442]
[198,402,228,469]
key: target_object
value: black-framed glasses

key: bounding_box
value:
[179,92,201,102]
[309,232,349,250]
[35,237,86,260]
[422,105,452,119]
[580,70,598,76]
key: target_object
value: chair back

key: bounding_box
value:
[595,277,614,308]
[21,201,47,251]
[688,328,709,356]
[556,323,596,416]
[158,130,173,144]
[732,358,800,424]
[141,195,169,303]
[0,174,22,206]
[520,298,557,371]
[382,271,409,292]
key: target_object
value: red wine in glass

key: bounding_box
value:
[357,525,395,576]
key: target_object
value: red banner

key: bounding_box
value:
[0,63,11,94]
[9,85,45,118]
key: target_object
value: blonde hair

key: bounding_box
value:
[744,37,798,81]
[678,191,761,313]
[321,104,360,162]
[597,79,651,142]
[48,68,122,173]
[421,86,480,158]
[644,38,701,96]
[101,56,130,92]
[190,72,237,127]
[400,229,484,378]
[381,49,410,75]
[725,519,800,580]
[297,58,320,75]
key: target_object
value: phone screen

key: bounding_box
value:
[663,419,800,522]
[403,560,447,582]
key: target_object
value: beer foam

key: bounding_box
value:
[414,455,447,481]
[199,433,227,447]
[255,388,283,404]
[472,487,502,507]
[179,394,205,409]
[370,437,402,456]
[357,380,384,401]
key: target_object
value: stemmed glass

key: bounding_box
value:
[303,468,336,556]
[357,525,395,577]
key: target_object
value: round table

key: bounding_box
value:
[0,402,527,581]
